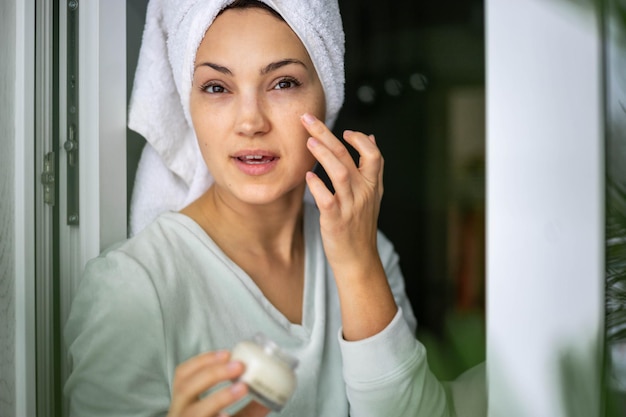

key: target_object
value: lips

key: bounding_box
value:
[236,155,277,164]
[232,150,279,175]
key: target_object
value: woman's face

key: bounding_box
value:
[190,8,326,206]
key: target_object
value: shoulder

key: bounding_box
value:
[72,213,195,318]
[89,212,208,278]
[65,241,166,365]
[74,211,230,320]
[106,211,198,258]
[65,216,194,347]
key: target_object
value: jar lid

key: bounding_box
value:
[252,333,299,370]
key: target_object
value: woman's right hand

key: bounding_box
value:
[167,350,270,417]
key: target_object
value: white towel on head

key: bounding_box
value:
[128,0,345,236]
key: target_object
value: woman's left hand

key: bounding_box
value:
[301,113,383,273]
[301,113,397,341]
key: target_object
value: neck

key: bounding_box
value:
[182,185,306,259]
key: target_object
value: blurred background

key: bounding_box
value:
[126,0,487,381]
[604,0,626,413]
[334,0,486,380]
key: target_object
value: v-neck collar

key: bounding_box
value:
[166,203,322,339]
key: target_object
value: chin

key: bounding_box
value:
[235,185,306,207]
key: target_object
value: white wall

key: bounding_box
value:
[0,0,17,415]
[487,0,604,416]
[3,1,36,416]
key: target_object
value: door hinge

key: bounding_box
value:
[66,0,79,225]
[41,151,55,206]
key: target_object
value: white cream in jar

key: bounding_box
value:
[230,333,298,412]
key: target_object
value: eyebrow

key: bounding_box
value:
[195,59,308,75]
[261,59,307,74]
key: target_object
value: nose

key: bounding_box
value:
[235,92,270,137]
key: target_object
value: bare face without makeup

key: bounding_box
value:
[190,7,326,206]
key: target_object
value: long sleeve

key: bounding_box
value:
[339,309,450,417]
[64,253,171,417]
[337,231,451,417]
[64,210,461,417]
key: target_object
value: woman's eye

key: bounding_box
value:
[202,83,226,94]
[273,78,301,90]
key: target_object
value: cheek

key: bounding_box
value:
[314,95,326,121]
[190,102,224,146]
[309,83,326,120]
[190,99,206,138]
[278,84,325,119]
[193,120,213,152]
[190,114,221,168]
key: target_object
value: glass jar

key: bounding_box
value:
[231,333,299,412]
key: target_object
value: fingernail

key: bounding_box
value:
[307,137,318,147]
[215,350,229,360]
[301,113,316,125]
[369,134,376,143]
[227,361,243,371]
[230,382,247,395]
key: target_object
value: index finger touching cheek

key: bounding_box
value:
[300,113,332,138]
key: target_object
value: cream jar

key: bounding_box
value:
[231,333,298,412]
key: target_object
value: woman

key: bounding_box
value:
[64,1,450,416]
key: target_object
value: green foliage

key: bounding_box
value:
[418,310,486,381]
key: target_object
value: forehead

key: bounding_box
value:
[196,8,311,63]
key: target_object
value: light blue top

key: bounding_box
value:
[64,203,450,417]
